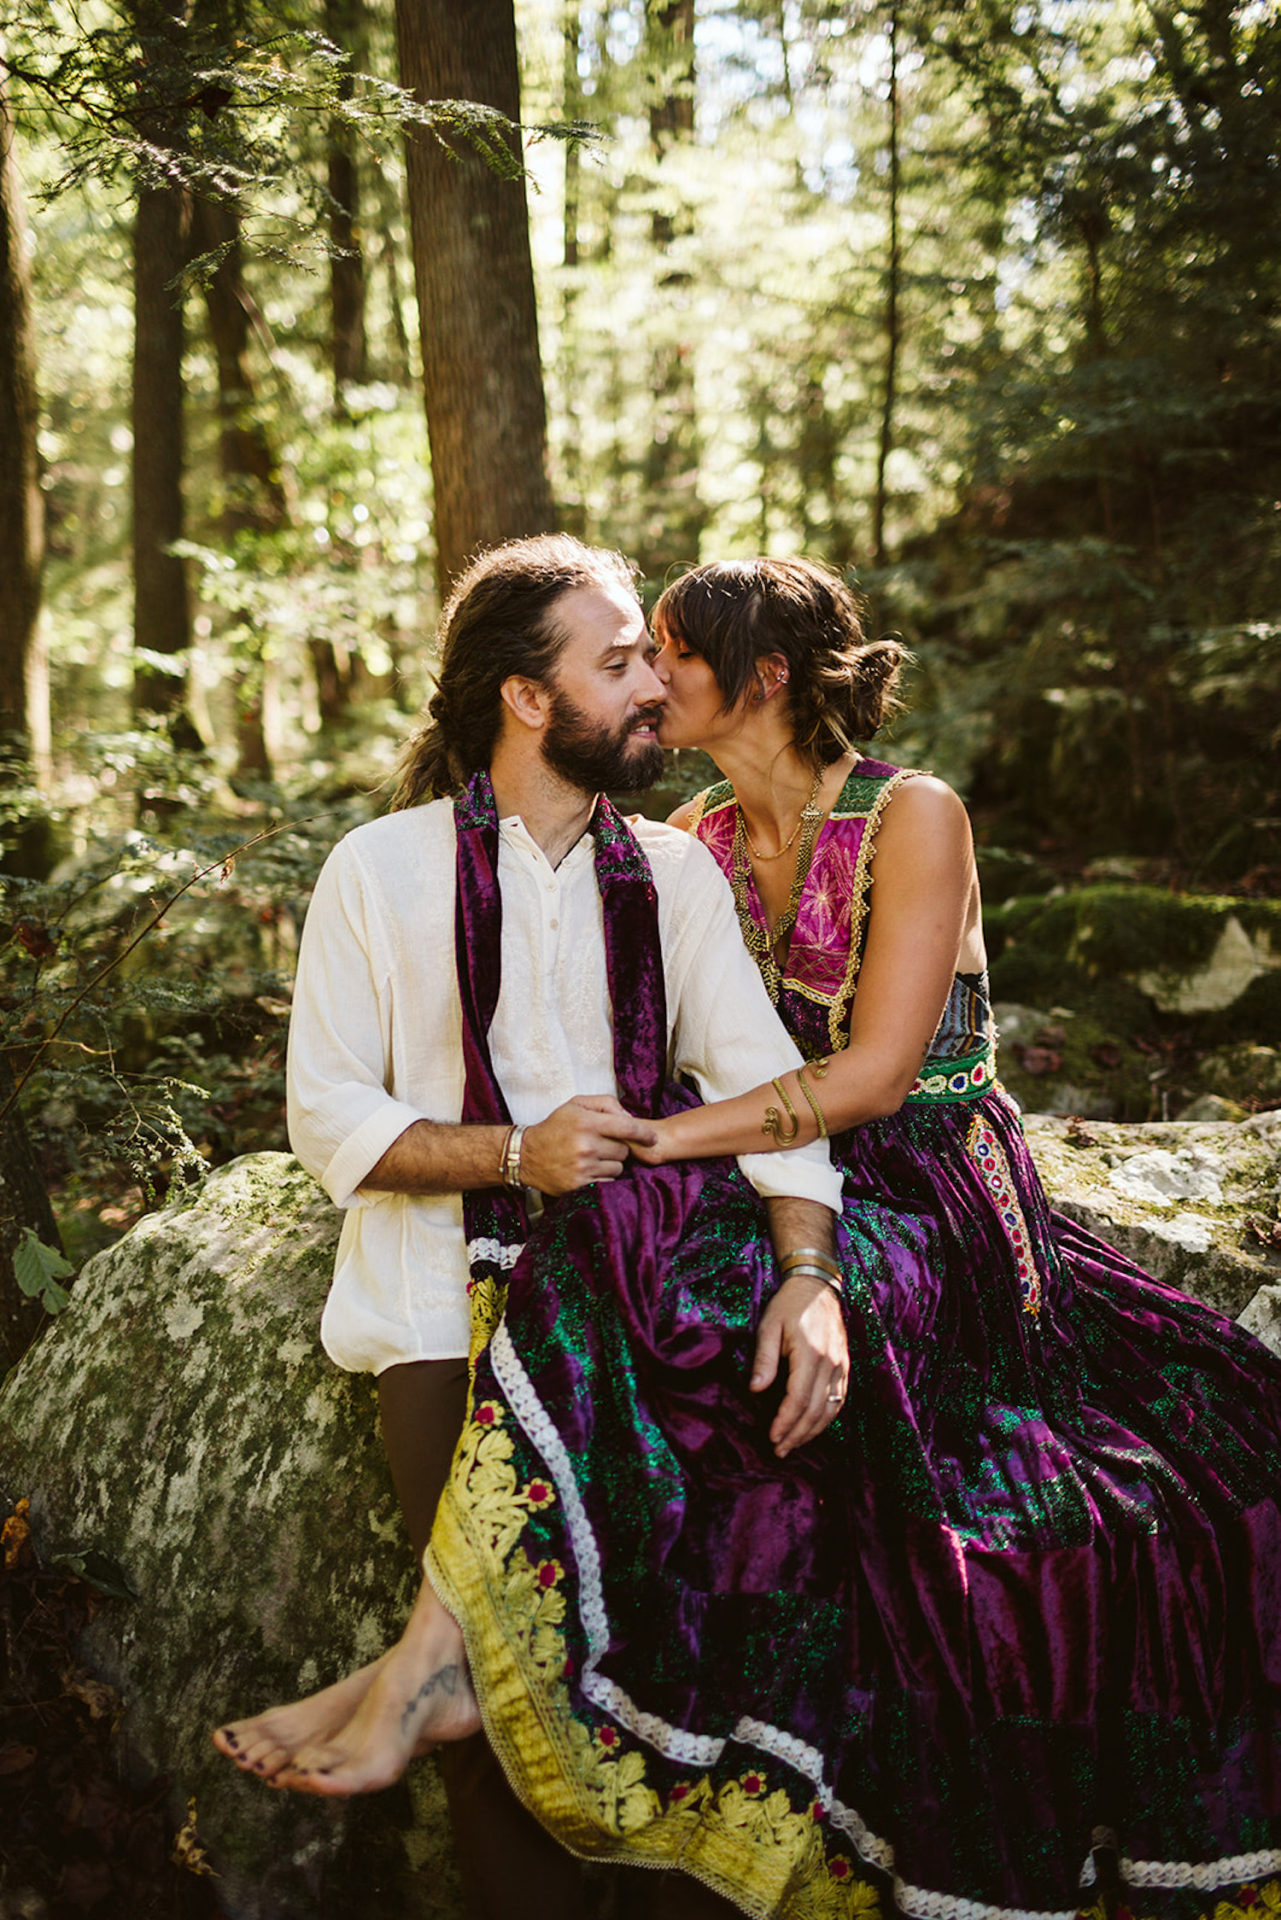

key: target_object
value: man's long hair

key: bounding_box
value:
[391,534,638,808]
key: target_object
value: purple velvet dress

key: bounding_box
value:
[427,761,1281,1920]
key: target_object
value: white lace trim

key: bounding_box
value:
[488,1323,1270,1920]
[467,1237,524,1271]
[1121,1848,1281,1890]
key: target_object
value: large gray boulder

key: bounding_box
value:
[0,1153,460,1920]
[0,1118,1278,1918]
[1022,1108,1281,1326]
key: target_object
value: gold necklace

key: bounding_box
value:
[740,766,824,860]
[730,777,827,1004]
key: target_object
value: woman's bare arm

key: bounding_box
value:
[636,778,977,1161]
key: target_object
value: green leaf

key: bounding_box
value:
[47,1547,137,1602]
[14,1229,75,1314]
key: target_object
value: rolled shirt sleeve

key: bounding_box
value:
[286,841,425,1209]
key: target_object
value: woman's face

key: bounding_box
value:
[652,622,740,750]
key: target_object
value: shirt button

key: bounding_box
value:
[549,919,559,930]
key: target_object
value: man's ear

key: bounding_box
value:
[499,674,550,734]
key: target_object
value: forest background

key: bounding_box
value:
[0,0,1279,1372]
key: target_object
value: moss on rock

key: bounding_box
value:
[1021,1111,1281,1321]
[0,1153,461,1920]
[986,886,1281,1041]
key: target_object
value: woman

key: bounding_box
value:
[220,559,1281,1920]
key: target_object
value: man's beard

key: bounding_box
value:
[542,686,665,793]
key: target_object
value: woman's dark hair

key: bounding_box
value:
[392,534,638,807]
[653,558,905,766]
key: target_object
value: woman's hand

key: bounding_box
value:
[626,1116,675,1167]
[751,1273,849,1457]
[521,1096,658,1193]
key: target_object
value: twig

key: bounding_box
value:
[0,815,321,1132]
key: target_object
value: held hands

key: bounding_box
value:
[751,1274,849,1457]
[521,1095,659,1195]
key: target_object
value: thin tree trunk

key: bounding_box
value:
[559,0,586,536]
[0,52,51,875]
[371,158,412,386]
[327,0,369,405]
[872,0,900,569]
[130,0,197,753]
[193,195,287,776]
[638,0,704,582]
[394,0,554,595]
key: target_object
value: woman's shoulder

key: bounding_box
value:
[833,759,963,823]
[668,780,736,834]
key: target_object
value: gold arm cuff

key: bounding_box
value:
[795,1067,829,1139]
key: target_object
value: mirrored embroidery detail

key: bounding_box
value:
[966,1116,1041,1318]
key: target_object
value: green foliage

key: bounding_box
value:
[13,1227,73,1313]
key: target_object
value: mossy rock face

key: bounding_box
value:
[986,886,1281,1038]
[0,1153,461,1920]
[1022,1111,1281,1323]
[994,1003,1159,1120]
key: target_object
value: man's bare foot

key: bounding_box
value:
[275,1580,480,1797]
[213,1656,385,1782]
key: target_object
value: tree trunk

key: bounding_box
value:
[637,0,704,583]
[327,0,369,405]
[130,0,198,753]
[371,159,412,387]
[193,194,286,777]
[394,0,554,595]
[0,53,52,876]
[558,0,586,537]
[872,0,901,569]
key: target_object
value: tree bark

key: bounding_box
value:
[394,0,554,595]
[637,0,704,583]
[130,0,198,751]
[327,0,369,404]
[872,0,901,569]
[0,56,46,796]
[192,195,287,776]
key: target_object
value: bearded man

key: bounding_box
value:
[215,535,847,1920]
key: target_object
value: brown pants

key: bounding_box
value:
[377,1360,739,1920]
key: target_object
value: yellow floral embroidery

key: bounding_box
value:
[429,1396,882,1917]
[466,1273,508,1371]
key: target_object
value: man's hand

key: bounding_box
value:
[750,1274,848,1458]
[521,1095,659,1195]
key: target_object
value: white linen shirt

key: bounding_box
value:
[287,798,842,1372]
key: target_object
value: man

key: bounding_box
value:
[216,534,847,1919]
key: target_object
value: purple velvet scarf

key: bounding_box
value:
[454,768,668,1279]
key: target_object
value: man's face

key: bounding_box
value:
[540,583,667,793]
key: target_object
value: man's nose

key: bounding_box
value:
[640,655,668,702]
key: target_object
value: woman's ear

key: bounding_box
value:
[755,652,791,702]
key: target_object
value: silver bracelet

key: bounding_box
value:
[502,1124,526,1189]
[780,1263,844,1297]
